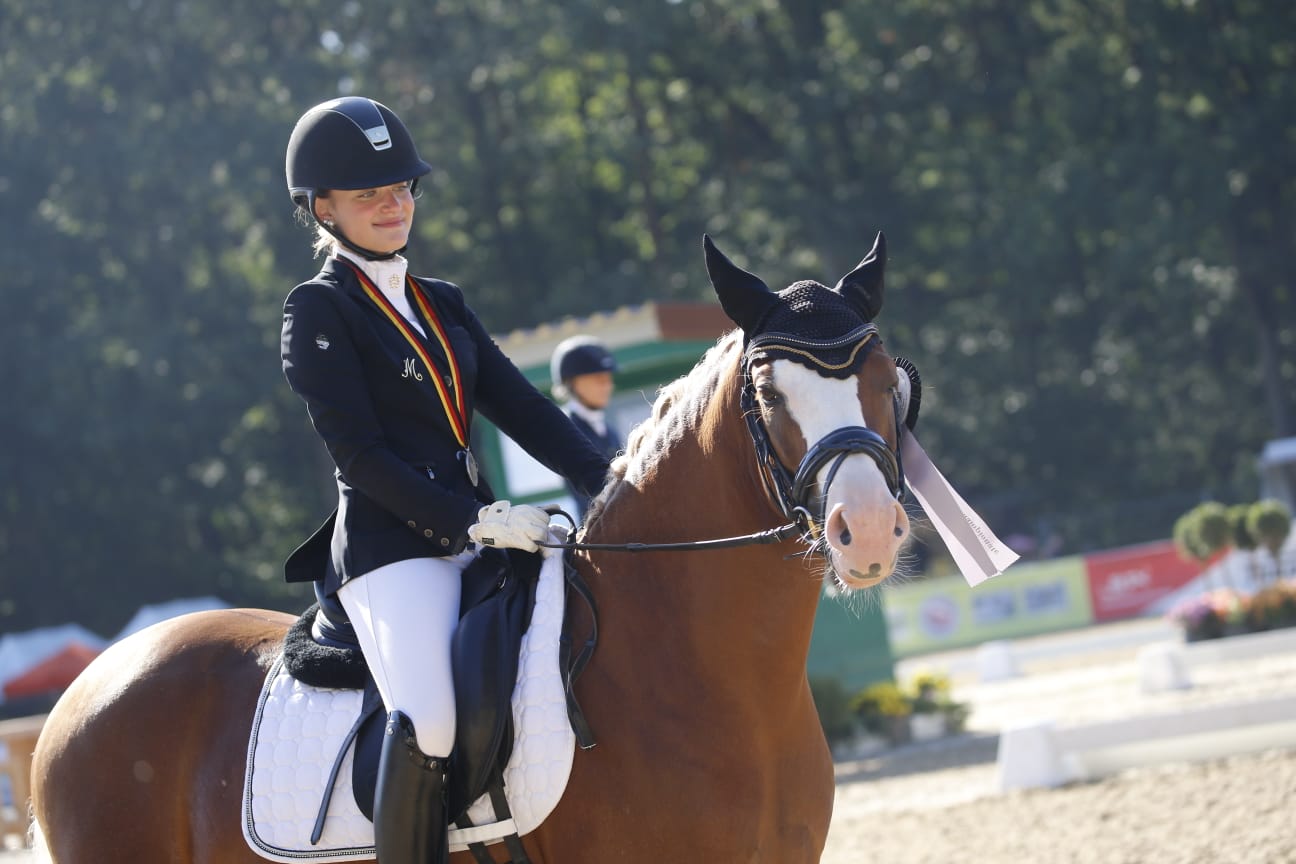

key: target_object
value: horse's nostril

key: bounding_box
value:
[839,526,852,546]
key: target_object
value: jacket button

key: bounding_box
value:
[440,537,451,547]
[423,529,434,538]
[407,520,417,529]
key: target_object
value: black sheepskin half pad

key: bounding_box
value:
[282,603,370,690]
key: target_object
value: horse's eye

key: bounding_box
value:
[756,384,784,407]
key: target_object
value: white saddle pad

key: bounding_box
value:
[242,535,575,863]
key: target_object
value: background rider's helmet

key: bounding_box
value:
[285,96,432,209]
[551,336,618,388]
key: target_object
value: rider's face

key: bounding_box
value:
[315,181,416,254]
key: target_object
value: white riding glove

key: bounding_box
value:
[466,500,551,553]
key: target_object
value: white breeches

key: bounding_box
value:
[337,552,473,757]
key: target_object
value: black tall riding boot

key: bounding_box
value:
[373,710,450,864]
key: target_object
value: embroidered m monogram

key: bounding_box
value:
[401,357,423,380]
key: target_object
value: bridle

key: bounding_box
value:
[743,323,906,542]
[538,324,906,554]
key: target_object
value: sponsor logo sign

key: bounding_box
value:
[1084,540,1204,621]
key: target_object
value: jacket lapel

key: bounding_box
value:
[327,258,463,435]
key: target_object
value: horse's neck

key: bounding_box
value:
[582,377,822,685]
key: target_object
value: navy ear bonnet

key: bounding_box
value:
[746,280,880,380]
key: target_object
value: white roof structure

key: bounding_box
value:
[1258,436,1296,511]
[494,301,732,372]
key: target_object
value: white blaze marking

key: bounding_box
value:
[774,360,896,545]
[775,360,865,449]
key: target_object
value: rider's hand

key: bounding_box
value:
[466,501,551,553]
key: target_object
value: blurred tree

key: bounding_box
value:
[0,0,1291,633]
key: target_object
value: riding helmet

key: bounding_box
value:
[551,336,617,385]
[285,96,432,208]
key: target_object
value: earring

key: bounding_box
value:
[323,219,334,227]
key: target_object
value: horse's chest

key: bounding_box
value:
[562,738,830,862]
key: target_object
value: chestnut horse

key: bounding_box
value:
[30,234,915,863]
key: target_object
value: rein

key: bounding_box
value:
[534,521,802,553]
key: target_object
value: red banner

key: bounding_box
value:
[1084,540,1205,621]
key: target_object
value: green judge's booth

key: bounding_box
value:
[477,301,895,693]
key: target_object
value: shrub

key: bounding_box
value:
[1172,512,1198,561]
[1227,504,1257,550]
[1247,500,1292,558]
[1173,502,1231,562]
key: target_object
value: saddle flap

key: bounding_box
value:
[245,540,578,861]
[448,549,540,820]
[350,682,386,822]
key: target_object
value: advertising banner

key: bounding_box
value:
[885,556,1093,657]
[1084,540,1205,622]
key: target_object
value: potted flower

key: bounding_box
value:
[1167,588,1249,641]
[1245,582,1296,632]
[906,671,970,740]
[848,681,912,745]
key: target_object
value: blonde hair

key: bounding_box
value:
[293,192,336,258]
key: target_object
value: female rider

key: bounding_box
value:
[280,96,609,864]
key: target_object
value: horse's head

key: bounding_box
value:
[704,233,919,590]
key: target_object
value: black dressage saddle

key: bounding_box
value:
[281,546,541,824]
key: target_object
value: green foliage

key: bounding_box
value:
[1173,502,1232,562]
[1247,500,1293,557]
[1174,498,1292,563]
[809,677,855,745]
[1227,504,1258,551]
[1,0,1293,633]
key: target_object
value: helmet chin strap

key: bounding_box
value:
[308,191,406,261]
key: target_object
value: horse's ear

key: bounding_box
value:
[703,235,778,333]
[833,231,887,320]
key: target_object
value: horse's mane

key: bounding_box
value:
[583,331,742,527]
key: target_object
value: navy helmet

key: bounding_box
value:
[285,97,432,210]
[551,336,617,386]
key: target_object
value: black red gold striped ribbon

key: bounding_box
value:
[338,259,469,449]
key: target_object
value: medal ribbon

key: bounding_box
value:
[339,259,469,449]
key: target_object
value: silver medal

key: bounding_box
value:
[461,448,480,486]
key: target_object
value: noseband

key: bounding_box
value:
[742,324,906,542]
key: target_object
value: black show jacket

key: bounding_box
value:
[281,257,610,593]
[564,409,621,520]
